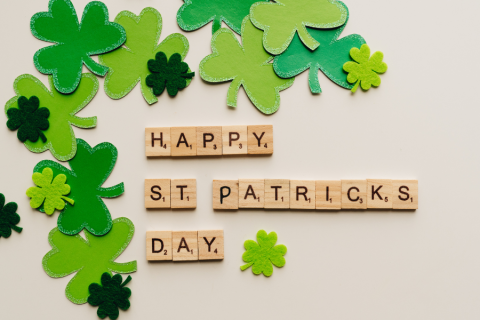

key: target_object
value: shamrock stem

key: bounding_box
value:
[240,262,254,271]
[212,16,222,34]
[11,225,22,233]
[61,196,75,205]
[181,72,195,79]
[227,78,242,107]
[38,129,47,143]
[121,275,132,287]
[297,26,320,51]
[308,65,321,94]
[84,56,109,76]
[351,80,360,93]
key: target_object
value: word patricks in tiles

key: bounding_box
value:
[239,179,265,208]
[265,179,290,209]
[341,180,367,209]
[392,180,418,210]
[290,180,315,210]
[367,179,393,209]
[315,180,341,210]
[212,180,239,209]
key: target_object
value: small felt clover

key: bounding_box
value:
[146,52,195,96]
[6,96,49,143]
[88,273,132,320]
[0,194,22,238]
[27,167,74,215]
[343,44,388,93]
[241,230,287,277]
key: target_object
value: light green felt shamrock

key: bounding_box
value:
[30,0,126,94]
[4,74,98,161]
[241,230,287,277]
[43,217,137,304]
[27,167,74,215]
[200,17,294,114]
[343,44,388,93]
[99,7,191,104]
[250,0,347,55]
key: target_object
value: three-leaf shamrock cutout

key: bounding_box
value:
[43,217,137,304]
[5,74,98,161]
[241,230,287,277]
[0,194,22,239]
[343,44,388,92]
[31,0,126,93]
[200,17,294,114]
[27,167,74,215]
[99,7,191,104]
[6,96,49,143]
[33,139,124,236]
[88,273,132,320]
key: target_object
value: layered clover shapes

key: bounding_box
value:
[88,273,132,320]
[6,96,49,143]
[0,194,22,238]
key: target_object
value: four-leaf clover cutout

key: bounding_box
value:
[0,193,22,239]
[88,273,132,320]
[6,96,50,143]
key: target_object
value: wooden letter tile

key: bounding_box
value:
[212,180,238,210]
[247,125,273,154]
[265,179,290,209]
[172,231,198,261]
[145,179,171,208]
[222,125,247,155]
[341,180,367,209]
[392,180,418,210]
[367,179,393,209]
[238,179,265,208]
[290,180,315,210]
[198,230,224,260]
[146,231,172,261]
[145,127,170,157]
[196,126,222,156]
[171,127,197,156]
[171,179,196,209]
[315,180,341,210]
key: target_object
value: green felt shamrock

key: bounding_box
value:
[274,2,365,93]
[146,52,195,96]
[240,230,287,277]
[88,273,132,320]
[99,7,191,104]
[33,139,124,236]
[30,0,126,94]
[26,167,74,215]
[43,218,137,304]
[343,44,388,93]
[6,96,49,143]
[0,194,22,238]
[200,17,294,115]
[177,0,269,34]
[4,74,98,161]
[250,0,347,55]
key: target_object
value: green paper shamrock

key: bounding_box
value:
[31,0,126,94]
[146,52,195,96]
[6,96,49,143]
[43,218,137,304]
[26,167,74,215]
[250,0,347,55]
[33,139,124,236]
[5,74,98,161]
[200,17,294,115]
[177,0,269,34]
[99,7,191,104]
[274,2,365,93]
[0,194,22,238]
[343,44,388,93]
[88,273,132,320]
[240,230,287,277]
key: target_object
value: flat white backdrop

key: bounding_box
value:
[1,0,479,319]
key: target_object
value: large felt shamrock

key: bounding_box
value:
[200,17,294,115]
[4,74,98,161]
[274,2,365,93]
[31,0,126,94]
[0,194,22,238]
[99,7,191,104]
[88,273,132,320]
[33,139,124,236]
[177,0,269,34]
[343,44,388,93]
[43,218,137,304]
[6,96,49,143]
[250,0,347,55]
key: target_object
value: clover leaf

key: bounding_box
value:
[6,96,49,143]
[31,0,126,94]
[200,17,294,115]
[0,194,22,238]
[5,74,98,161]
[240,230,287,277]
[250,0,347,55]
[33,139,124,236]
[99,8,191,104]
[343,44,388,92]
[88,273,132,320]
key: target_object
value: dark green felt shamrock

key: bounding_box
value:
[146,52,195,96]
[0,193,22,238]
[6,96,49,143]
[88,273,132,320]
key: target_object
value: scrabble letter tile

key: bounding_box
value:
[173,231,198,261]
[171,127,197,156]
[290,180,316,210]
[341,180,367,209]
[213,180,238,210]
[197,126,222,156]
[265,179,290,209]
[145,127,170,157]
[247,125,273,154]
[239,179,265,208]
[367,179,393,209]
[198,230,224,260]
[171,179,196,209]
[146,231,172,261]
[392,180,418,210]
[145,179,171,208]
[316,180,341,210]
[222,125,247,155]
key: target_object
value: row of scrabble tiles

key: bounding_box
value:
[145,179,197,208]
[145,125,273,157]
[146,230,224,261]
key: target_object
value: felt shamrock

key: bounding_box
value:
[343,44,388,93]
[177,0,269,34]
[33,139,124,236]
[26,167,74,215]
[274,2,365,93]
[30,0,126,94]
[43,218,137,304]
[88,273,132,320]
[200,17,294,114]
[250,0,347,55]
[241,230,287,277]
[5,74,98,161]
[99,8,192,104]
[6,96,49,143]
[146,52,195,96]
[0,194,22,238]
